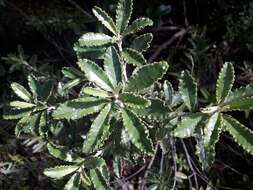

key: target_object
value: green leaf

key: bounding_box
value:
[83,104,111,154]
[120,92,151,108]
[130,33,153,52]
[223,97,253,111]
[123,18,153,36]
[3,107,32,120]
[83,157,106,169]
[203,112,220,147]
[44,165,79,179]
[62,79,82,91]
[223,114,253,155]
[116,0,133,33]
[202,113,222,167]
[62,67,84,79]
[179,71,197,111]
[38,111,48,138]
[133,98,172,121]
[122,109,153,154]
[74,45,108,60]
[78,33,113,47]
[224,85,253,104]
[28,75,53,101]
[64,173,81,190]
[47,143,82,163]
[10,101,35,109]
[174,113,204,138]
[90,169,111,190]
[81,172,92,187]
[52,97,107,120]
[163,80,173,105]
[122,48,146,66]
[216,62,234,104]
[77,59,113,91]
[92,6,117,35]
[125,61,169,92]
[11,82,32,102]
[103,46,122,87]
[82,87,111,98]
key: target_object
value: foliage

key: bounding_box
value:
[2,0,253,189]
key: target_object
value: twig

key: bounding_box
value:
[170,137,177,190]
[181,139,199,190]
[140,143,159,190]
[124,164,147,181]
[183,0,189,27]
[151,26,181,32]
[149,29,187,62]
[66,0,93,19]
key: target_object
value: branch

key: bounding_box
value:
[149,29,188,62]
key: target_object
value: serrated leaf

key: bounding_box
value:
[83,157,106,169]
[3,107,32,120]
[120,92,150,108]
[224,85,253,104]
[47,143,82,163]
[78,33,113,47]
[11,82,32,102]
[92,6,117,35]
[122,109,153,154]
[133,98,172,120]
[77,59,113,91]
[74,45,108,60]
[28,75,53,102]
[103,46,122,87]
[62,67,84,79]
[122,48,146,66]
[130,33,153,52]
[62,79,82,90]
[216,62,234,104]
[10,101,35,108]
[52,97,107,120]
[90,169,111,190]
[82,87,111,98]
[223,114,253,155]
[38,111,48,138]
[125,61,168,92]
[81,172,92,186]
[174,113,204,138]
[83,104,111,154]
[202,113,222,168]
[116,0,133,33]
[44,165,79,179]
[179,71,197,111]
[163,80,173,105]
[64,173,81,190]
[223,97,253,111]
[203,112,220,146]
[123,17,153,36]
